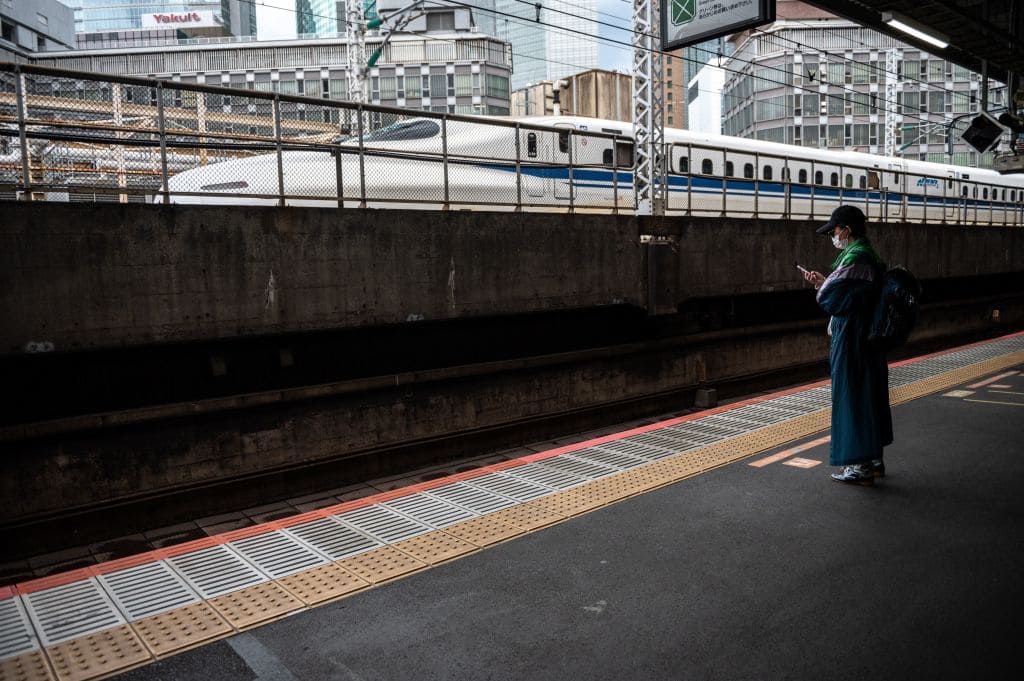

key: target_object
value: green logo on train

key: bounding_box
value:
[672,0,696,26]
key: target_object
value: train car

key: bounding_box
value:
[164,114,1024,225]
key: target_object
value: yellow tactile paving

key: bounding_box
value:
[527,489,606,516]
[889,352,1024,405]
[442,515,525,547]
[0,649,55,681]
[336,546,427,585]
[45,625,151,681]
[391,531,479,566]
[275,563,370,606]
[131,601,233,658]
[488,501,567,532]
[208,582,303,631]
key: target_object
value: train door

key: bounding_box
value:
[553,122,575,201]
[945,170,958,223]
[885,162,903,221]
[520,129,548,200]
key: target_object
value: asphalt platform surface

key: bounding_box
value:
[120,367,1024,681]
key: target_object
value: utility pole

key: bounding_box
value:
[884,48,899,157]
[346,0,369,105]
[632,0,665,215]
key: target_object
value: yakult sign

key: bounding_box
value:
[141,10,218,29]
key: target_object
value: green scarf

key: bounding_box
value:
[830,236,885,271]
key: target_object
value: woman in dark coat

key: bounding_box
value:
[804,206,893,486]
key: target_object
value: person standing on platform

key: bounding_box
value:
[803,205,893,486]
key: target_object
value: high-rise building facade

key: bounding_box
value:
[720,0,1006,167]
[1,0,75,56]
[296,0,336,36]
[494,0,598,90]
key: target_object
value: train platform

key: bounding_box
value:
[1,332,1022,681]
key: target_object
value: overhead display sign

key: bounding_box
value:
[662,0,775,51]
[142,10,219,30]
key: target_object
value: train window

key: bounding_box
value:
[725,161,734,176]
[973,187,978,198]
[701,159,713,175]
[947,179,954,189]
[360,119,440,142]
[844,174,853,188]
[859,176,866,189]
[615,142,634,167]
[962,186,969,197]
[983,188,988,200]
[867,171,880,189]
[526,133,537,158]
[558,131,570,153]
[799,169,808,184]
[782,167,791,182]
[743,163,754,179]
[679,157,689,173]
[830,172,839,186]
[815,171,823,185]
[763,166,773,181]
[1002,189,1006,201]
[1012,190,1017,202]
[603,149,613,166]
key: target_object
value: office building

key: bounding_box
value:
[1,0,74,56]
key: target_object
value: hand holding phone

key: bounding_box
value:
[795,263,810,274]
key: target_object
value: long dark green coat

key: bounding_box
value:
[816,239,893,466]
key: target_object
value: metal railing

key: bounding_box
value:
[1,62,1022,226]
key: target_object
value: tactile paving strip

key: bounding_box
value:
[97,562,199,621]
[488,501,567,532]
[229,532,327,579]
[275,563,369,607]
[0,649,54,681]
[167,545,266,599]
[391,531,478,565]
[425,483,517,515]
[0,595,39,660]
[23,581,124,647]
[335,505,430,544]
[283,517,380,560]
[207,582,302,631]
[441,515,525,547]
[45,625,150,681]
[130,602,231,658]
[383,494,475,529]
[336,546,427,585]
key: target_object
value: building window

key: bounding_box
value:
[1,20,14,43]
[426,11,455,31]
[36,13,48,27]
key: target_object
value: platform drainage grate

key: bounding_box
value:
[283,517,379,561]
[423,483,517,515]
[335,505,431,544]
[0,596,38,659]
[229,531,328,579]
[504,463,585,490]
[464,473,551,502]
[167,545,266,599]
[383,493,476,529]
[23,579,125,647]
[98,561,199,621]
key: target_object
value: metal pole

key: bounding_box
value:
[335,142,344,208]
[754,152,759,217]
[514,122,522,211]
[14,67,32,199]
[442,114,450,210]
[810,160,816,218]
[357,105,366,208]
[112,82,127,203]
[567,129,574,213]
[156,82,170,203]
[273,94,285,206]
[783,156,791,219]
[686,144,692,216]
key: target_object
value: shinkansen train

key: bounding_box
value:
[165,115,1024,225]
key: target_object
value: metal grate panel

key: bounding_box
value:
[167,545,266,599]
[621,431,695,452]
[335,505,430,543]
[425,483,516,514]
[569,446,648,470]
[659,425,726,446]
[283,517,380,561]
[723,405,790,425]
[98,561,199,621]
[687,415,749,435]
[383,493,476,529]
[464,473,551,502]
[596,438,677,460]
[229,531,328,579]
[504,463,585,490]
[537,456,618,481]
[0,596,39,659]
[23,579,125,647]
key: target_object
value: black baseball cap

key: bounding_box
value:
[816,205,865,235]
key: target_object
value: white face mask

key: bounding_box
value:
[831,233,849,249]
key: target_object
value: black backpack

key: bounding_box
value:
[868,266,921,350]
